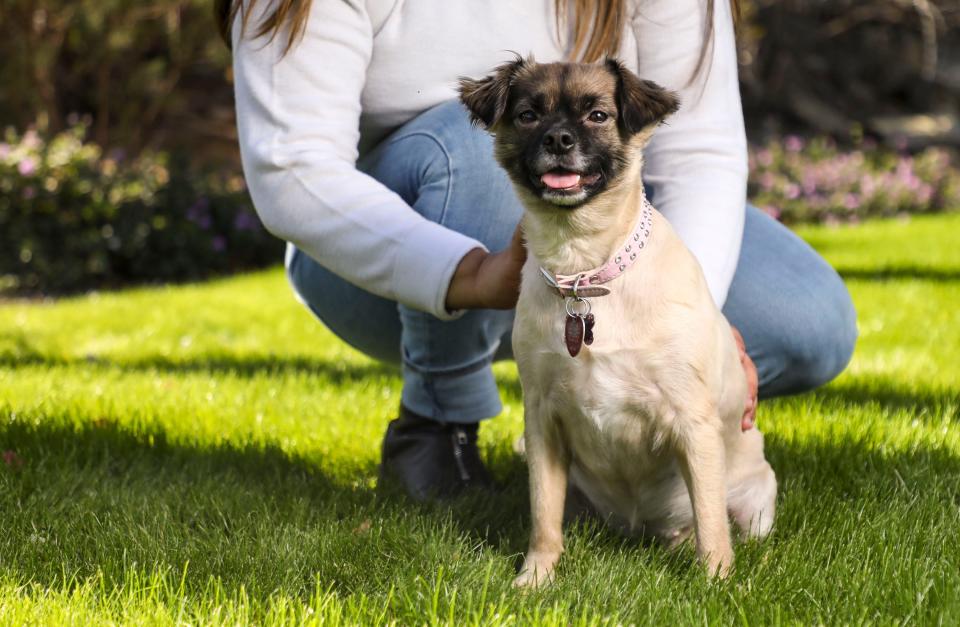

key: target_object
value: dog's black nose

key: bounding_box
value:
[542,126,576,154]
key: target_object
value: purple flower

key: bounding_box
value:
[233,211,260,232]
[18,157,37,176]
[212,236,227,252]
[785,135,804,152]
[187,197,212,228]
[22,186,36,200]
[843,193,860,209]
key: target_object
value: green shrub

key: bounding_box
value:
[0,0,229,153]
[0,121,282,295]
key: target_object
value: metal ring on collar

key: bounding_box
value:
[565,296,591,317]
[571,273,585,299]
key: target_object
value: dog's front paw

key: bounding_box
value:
[702,548,734,579]
[513,552,560,589]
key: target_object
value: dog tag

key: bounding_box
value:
[584,313,595,345]
[564,314,585,357]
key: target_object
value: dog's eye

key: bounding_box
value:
[588,111,609,123]
[517,110,538,124]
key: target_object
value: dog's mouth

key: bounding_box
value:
[540,169,601,190]
[534,169,603,203]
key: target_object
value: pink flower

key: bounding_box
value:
[785,135,804,152]
[2,450,23,470]
[844,194,860,209]
[18,157,37,176]
[0,143,9,159]
[22,130,39,149]
[785,183,801,200]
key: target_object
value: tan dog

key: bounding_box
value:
[460,58,776,587]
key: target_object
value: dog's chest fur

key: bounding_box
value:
[513,210,743,534]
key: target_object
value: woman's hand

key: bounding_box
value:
[731,325,759,431]
[446,225,526,311]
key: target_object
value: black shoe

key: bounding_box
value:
[379,405,494,501]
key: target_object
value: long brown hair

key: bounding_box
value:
[216,0,738,69]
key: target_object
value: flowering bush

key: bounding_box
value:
[4,121,959,295]
[0,123,282,295]
[748,136,960,225]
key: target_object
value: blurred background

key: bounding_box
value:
[1,0,958,297]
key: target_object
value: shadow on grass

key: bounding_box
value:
[837,266,960,283]
[808,377,959,421]
[2,381,958,603]
[0,413,530,597]
[0,349,402,382]
[0,327,404,382]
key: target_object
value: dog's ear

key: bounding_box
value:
[605,58,679,135]
[458,56,528,128]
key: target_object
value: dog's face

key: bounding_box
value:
[460,58,679,209]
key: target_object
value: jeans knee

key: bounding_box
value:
[372,101,521,250]
[781,285,858,393]
[390,101,494,167]
[809,307,856,389]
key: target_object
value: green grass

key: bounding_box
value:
[2,214,959,625]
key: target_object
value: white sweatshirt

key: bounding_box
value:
[231,0,747,319]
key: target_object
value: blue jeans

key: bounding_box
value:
[288,101,858,424]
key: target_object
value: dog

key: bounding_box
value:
[459,58,777,587]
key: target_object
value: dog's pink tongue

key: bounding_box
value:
[541,172,581,189]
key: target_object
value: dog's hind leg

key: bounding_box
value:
[675,408,735,578]
[725,428,777,539]
[728,463,777,539]
[514,398,569,589]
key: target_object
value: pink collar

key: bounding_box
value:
[539,199,653,298]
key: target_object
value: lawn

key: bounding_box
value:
[1,214,959,625]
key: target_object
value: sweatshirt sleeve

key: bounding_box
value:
[631,0,748,306]
[231,0,486,320]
